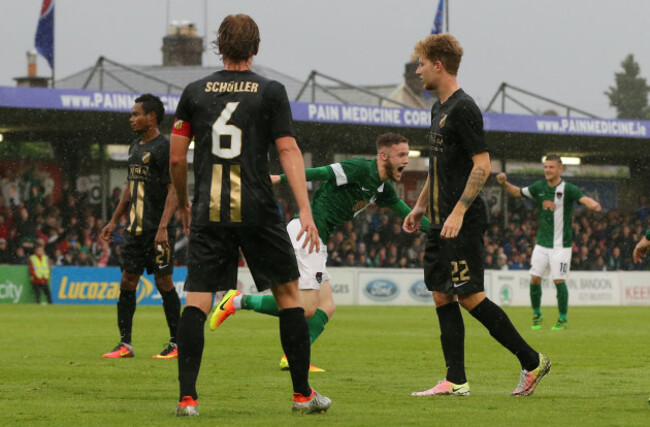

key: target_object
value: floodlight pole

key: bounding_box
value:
[445,0,449,32]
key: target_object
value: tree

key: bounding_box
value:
[605,54,650,119]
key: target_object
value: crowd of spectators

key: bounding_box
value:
[2,172,650,273]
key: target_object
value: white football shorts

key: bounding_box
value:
[529,245,572,281]
[286,218,329,290]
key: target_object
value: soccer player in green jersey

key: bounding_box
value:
[210,133,430,371]
[497,154,601,330]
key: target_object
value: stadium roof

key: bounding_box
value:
[54,56,402,107]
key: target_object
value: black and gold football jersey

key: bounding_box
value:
[427,88,489,228]
[174,70,295,227]
[126,134,173,235]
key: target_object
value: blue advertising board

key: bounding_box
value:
[50,266,187,305]
[1,86,648,137]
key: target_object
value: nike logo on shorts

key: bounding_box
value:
[453,281,468,288]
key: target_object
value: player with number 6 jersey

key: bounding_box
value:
[170,13,328,416]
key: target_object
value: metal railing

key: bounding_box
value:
[295,70,414,109]
[485,82,599,118]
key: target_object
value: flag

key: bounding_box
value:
[431,0,444,35]
[35,0,55,70]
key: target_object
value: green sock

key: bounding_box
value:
[242,295,279,316]
[307,309,329,344]
[530,283,542,316]
[555,282,568,321]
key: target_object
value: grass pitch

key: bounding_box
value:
[1,304,648,426]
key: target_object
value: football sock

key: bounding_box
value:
[469,298,539,371]
[436,302,466,384]
[117,290,136,344]
[160,288,181,344]
[555,282,568,321]
[530,283,542,316]
[242,294,280,316]
[308,309,329,344]
[279,307,311,397]
[177,306,206,401]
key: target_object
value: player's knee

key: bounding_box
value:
[120,272,139,291]
[154,274,174,292]
[303,305,317,319]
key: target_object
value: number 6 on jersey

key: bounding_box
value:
[212,102,242,159]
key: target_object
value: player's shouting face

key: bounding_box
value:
[380,142,410,182]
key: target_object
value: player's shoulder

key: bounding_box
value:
[453,90,481,113]
[152,134,170,152]
[341,157,373,170]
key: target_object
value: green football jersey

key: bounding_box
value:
[521,180,584,249]
[282,157,401,242]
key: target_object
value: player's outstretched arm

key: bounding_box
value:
[579,196,602,212]
[496,172,524,198]
[442,151,490,239]
[276,136,319,253]
[170,134,192,237]
[273,166,333,185]
[633,235,650,264]
[101,183,130,242]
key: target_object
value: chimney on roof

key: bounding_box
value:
[162,21,204,66]
[14,49,49,88]
[404,55,424,96]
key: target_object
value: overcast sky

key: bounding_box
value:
[1,0,649,118]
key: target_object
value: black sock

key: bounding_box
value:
[117,290,136,344]
[279,307,311,397]
[436,302,466,384]
[160,289,181,344]
[177,306,206,401]
[41,285,53,304]
[469,298,539,371]
[32,284,42,304]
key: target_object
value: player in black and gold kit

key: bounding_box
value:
[404,34,550,397]
[170,14,330,416]
[101,94,180,360]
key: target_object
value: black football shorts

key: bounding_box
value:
[423,225,486,295]
[121,228,176,276]
[184,222,299,293]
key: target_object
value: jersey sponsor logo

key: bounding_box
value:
[428,132,444,152]
[142,151,151,164]
[439,114,447,128]
[408,280,432,302]
[129,165,149,180]
[363,279,399,301]
[352,200,369,211]
[542,200,556,211]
